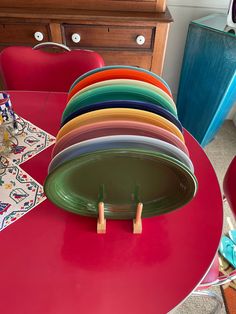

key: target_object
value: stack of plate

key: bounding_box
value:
[44,66,198,219]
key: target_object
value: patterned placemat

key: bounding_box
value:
[3,114,55,165]
[0,157,46,231]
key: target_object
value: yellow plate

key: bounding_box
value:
[68,79,176,111]
[57,108,185,143]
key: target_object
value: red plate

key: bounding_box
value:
[67,68,173,101]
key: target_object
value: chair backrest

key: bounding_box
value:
[0,45,104,92]
[223,156,236,218]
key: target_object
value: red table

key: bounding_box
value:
[0,91,223,314]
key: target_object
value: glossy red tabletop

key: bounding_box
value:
[0,91,223,314]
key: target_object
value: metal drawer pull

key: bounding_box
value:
[136,35,145,45]
[33,42,71,51]
[34,31,44,42]
[72,33,81,43]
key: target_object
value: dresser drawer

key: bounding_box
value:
[63,24,154,50]
[0,23,51,45]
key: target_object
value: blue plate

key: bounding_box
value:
[63,84,177,125]
[61,100,183,132]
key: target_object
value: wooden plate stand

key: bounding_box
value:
[97,201,143,234]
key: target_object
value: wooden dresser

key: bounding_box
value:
[0,2,172,75]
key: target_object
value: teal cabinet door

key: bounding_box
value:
[177,14,236,147]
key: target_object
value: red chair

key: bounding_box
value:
[192,255,236,312]
[0,42,104,92]
[191,156,236,313]
[223,156,236,218]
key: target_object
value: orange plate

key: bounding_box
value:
[67,68,173,101]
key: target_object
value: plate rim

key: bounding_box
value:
[52,119,189,158]
[61,99,182,131]
[49,134,194,173]
[69,79,174,106]
[63,84,177,123]
[69,65,172,94]
[58,108,184,143]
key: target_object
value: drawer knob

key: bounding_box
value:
[34,31,44,42]
[136,35,145,46]
[72,33,81,43]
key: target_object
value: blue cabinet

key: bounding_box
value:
[177,14,236,147]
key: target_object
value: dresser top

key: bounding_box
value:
[0,7,173,24]
[192,13,236,38]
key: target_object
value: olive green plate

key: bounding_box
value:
[62,84,177,124]
[44,148,198,219]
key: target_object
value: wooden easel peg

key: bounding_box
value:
[133,202,143,234]
[97,202,106,234]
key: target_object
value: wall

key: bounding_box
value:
[162,0,236,119]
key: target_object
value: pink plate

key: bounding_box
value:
[52,120,189,158]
